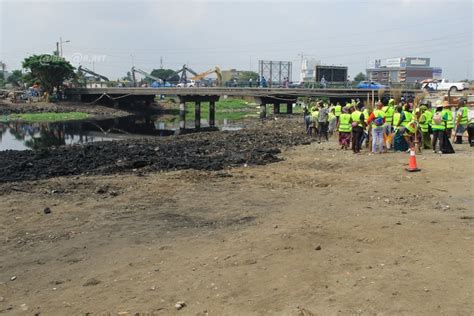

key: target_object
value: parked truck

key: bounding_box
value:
[421,78,469,93]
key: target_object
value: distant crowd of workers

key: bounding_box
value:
[303,97,473,154]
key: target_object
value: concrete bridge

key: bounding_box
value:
[65,87,416,130]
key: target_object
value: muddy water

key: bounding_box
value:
[0,116,246,151]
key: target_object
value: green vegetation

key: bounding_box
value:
[185,98,258,121]
[22,54,75,93]
[354,72,367,82]
[1,112,89,122]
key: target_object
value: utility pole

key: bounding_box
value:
[58,37,70,57]
[160,56,163,69]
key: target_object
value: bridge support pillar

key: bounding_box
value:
[179,102,186,130]
[195,101,201,130]
[287,102,293,114]
[209,101,216,127]
[273,103,280,114]
[260,104,267,119]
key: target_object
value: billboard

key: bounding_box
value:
[406,57,430,67]
[385,58,402,68]
[315,66,348,83]
[432,67,442,79]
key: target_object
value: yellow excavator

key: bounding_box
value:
[190,66,222,86]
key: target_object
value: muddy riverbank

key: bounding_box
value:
[0,117,311,183]
[0,100,131,118]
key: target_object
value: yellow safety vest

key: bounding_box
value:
[442,108,454,129]
[372,109,385,126]
[431,111,446,131]
[334,105,342,117]
[393,112,401,126]
[351,110,363,127]
[419,112,429,133]
[339,113,352,132]
[402,111,413,127]
[382,106,394,125]
[458,106,468,125]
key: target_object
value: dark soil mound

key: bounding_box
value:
[0,118,311,183]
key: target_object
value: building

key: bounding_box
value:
[300,58,320,82]
[366,57,442,84]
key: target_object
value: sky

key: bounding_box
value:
[1,0,473,81]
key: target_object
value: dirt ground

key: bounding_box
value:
[0,131,473,315]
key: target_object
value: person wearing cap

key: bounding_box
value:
[441,101,454,139]
[419,105,432,150]
[455,99,469,144]
[367,102,386,154]
[431,100,448,153]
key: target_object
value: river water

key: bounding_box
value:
[0,116,245,151]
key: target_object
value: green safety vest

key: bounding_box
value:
[363,109,370,123]
[334,105,342,117]
[351,110,363,127]
[458,106,468,125]
[405,121,416,134]
[431,111,446,131]
[402,111,413,127]
[372,109,385,126]
[393,112,401,126]
[442,108,454,129]
[382,106,394,125]
[424,110,433,127]
[419,112,429,133]
[339,113,352,132]
[311,110,319,120]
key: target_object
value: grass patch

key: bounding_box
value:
[1,112,89,122]
[184,98,258,121]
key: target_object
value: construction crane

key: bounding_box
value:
[190,67,222,86]
[131,67,163,87]
[78,65,109,82]
[168,64,198,84]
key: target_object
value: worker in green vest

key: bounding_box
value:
[338,107,352,150]
[334,102,342,126]
[400,106,413,128]
[351,106,365,153]
[424,101,434,135]
[441,102,454,138]
[431,100,448,153]
[310,105,319,136]
[382,98,395,132]
[455,99,469,144]
[418,105,432,149]
[367,102,386,153]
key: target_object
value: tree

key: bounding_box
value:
[150,69,180,83]
[6,70,24,86]
[22,54,75,93]
[354,72,367,82]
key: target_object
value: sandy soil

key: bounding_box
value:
[0,136,473,315]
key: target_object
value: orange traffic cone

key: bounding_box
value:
[406,148,421,172]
